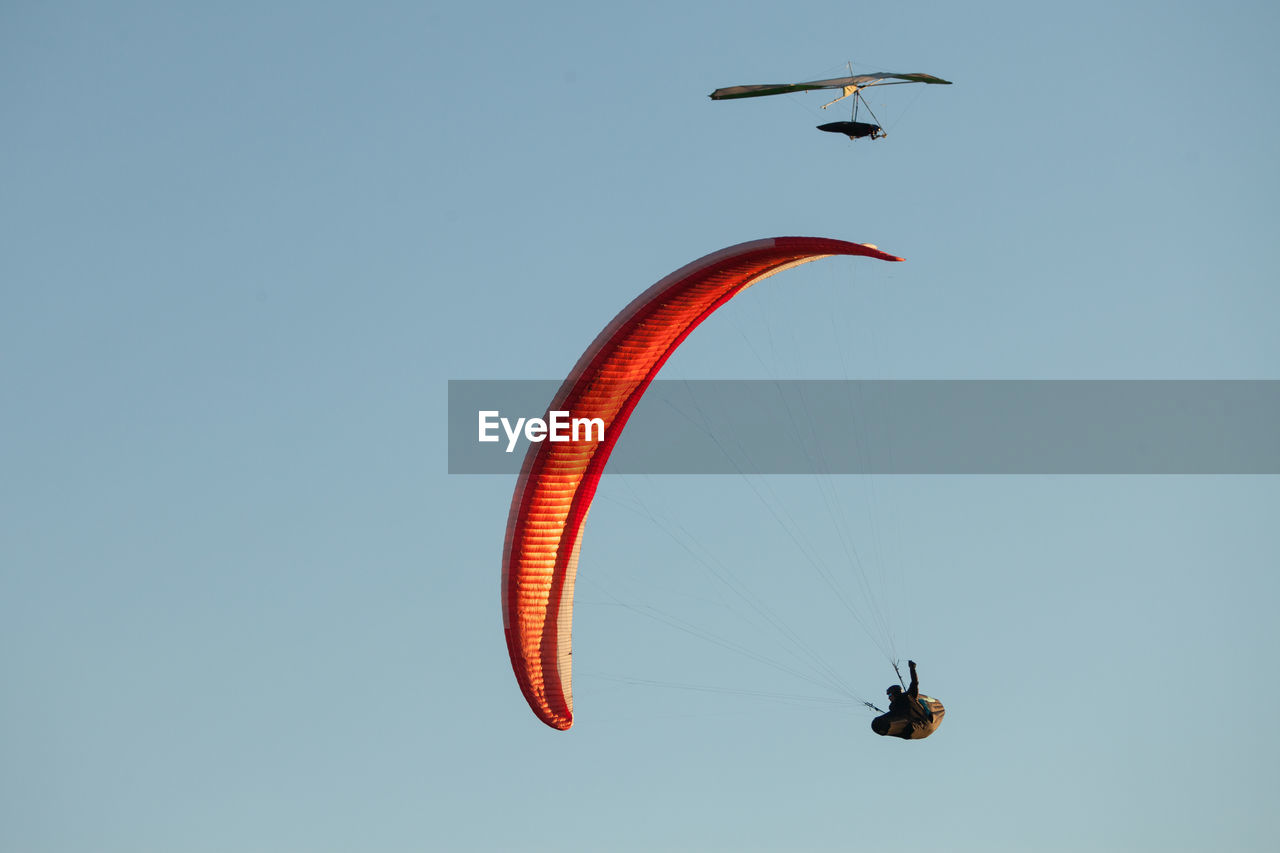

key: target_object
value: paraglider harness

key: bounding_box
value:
[868,659,943,739]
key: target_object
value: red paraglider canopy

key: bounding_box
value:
[502,237,904,730]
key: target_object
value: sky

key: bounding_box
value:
[3,1,1279,851]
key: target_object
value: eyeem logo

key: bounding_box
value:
[477,410,606,453]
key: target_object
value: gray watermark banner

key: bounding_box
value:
[448,380,1280,474]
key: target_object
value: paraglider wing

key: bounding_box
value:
[710,72,951,100]
[502,237,904,730]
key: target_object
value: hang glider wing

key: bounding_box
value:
[710,72,951,101]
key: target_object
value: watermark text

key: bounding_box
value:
[478,410,606,453]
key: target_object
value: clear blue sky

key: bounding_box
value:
[4,2,1279,851]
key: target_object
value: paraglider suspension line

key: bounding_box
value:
[892,660,906,691]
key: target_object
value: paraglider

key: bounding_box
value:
[501,237,904,730]
[870,660,945,740]
[710,68,951,141]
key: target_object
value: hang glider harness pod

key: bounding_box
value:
[709,70,953,141]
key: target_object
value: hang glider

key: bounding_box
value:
[710,72,951,103]
[710,69,952,141]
